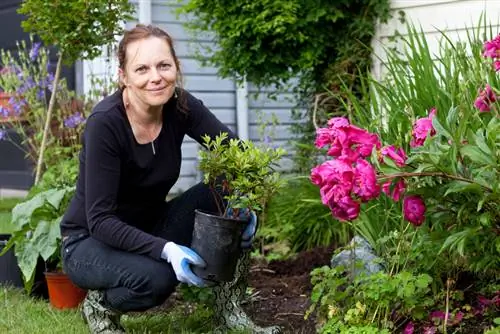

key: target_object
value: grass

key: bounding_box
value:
[0,287,249,334]
[0,198,22,234]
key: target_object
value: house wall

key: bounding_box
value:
[82,0,298,193]
[372,0,500,80]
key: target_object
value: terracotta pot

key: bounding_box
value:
[44,271,87,309]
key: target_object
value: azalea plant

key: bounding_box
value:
[308,24,500,333]
[198,132,286,219]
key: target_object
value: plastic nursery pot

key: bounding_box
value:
[190,209,247,283]
[0,234,23,288]
[44,271,87,309]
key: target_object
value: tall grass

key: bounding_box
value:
[263,175,351,253]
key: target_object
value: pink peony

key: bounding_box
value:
[310,158,354,205]
[382,178,406,202]
[495,60,500,72]
[403,322,414,334]
[474,84,497,113]
[352,159,380,202]
[346,125,381,158]
[315,117,381,162]
[483,34,500,58]
[328,195,360,221]
[410,108,437,148]
[403,195,426,226]
[314,127,332,148]
[327,117,350,129]
[381,145,407,167]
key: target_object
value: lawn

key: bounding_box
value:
[0,197,22,234]
[0,287,249,334]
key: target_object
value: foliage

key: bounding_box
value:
[307,264,433,332]
[261,175,351,254]
[17,0,134,184]
[178,0,391,173]
[18,0,134,64]
[198,133,286,217]
[0,187,74,293]
[312,24,500,275]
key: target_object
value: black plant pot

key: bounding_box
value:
[0,234,23,288]
[190,210,246,283]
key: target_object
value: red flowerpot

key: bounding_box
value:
[44,272,87,309]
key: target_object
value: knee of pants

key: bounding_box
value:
[141,265,178,309]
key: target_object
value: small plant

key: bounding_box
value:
[307,264,433,332]
[0,187,74,293]
[198,132,286,218]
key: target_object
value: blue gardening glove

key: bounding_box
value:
[227,208,258,248]
[161,242,207,287]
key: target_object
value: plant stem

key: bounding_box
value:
[378,171,492,192]
[34,51,64,185]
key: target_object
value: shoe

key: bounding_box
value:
[212,250,283,334]
[81,290,126,334]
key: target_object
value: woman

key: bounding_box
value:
[60,24,281,334]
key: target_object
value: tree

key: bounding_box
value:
[18,0,135,184]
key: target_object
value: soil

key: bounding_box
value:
[241,245,335,334]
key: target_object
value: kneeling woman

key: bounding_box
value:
[60,24,281,334]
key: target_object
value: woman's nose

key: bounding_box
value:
[150,68,161,82]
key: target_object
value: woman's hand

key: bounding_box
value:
[161,242,207,287]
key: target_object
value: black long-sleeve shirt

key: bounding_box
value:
[60,89,236,260]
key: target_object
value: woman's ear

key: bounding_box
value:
[118,68,127,87]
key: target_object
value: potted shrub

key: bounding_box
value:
[0,187,87,309]
[191,133,286,282]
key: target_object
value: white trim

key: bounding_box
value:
[139,0,152,24]
[236,80,249,140]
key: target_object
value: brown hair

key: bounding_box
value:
[117,24,188,114]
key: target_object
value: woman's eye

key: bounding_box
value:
[136,67,147,73]
[159,63,171,70]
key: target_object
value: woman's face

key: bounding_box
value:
[120,36,177,108]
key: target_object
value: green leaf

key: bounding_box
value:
[444,181,482,196]
[460,145,494,165]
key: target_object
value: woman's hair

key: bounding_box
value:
[117,24,188,114]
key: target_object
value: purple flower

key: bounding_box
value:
[29,42,41,61]
[17,76,36,95]
[45,73,55,92]
[8,96,26,115]
[64,112,85,128]
[0,105,9,118]
[36,89,45,101]
[0,129,6,141]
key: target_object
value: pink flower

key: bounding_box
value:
[327,117,350,129]
[474,84,497,113]
[403,322,414,334]
[352,159,380,202]
[382,178,406,201]
[495,60,500,72]
[483,34,500,58]
[329,195,360,221]
[311,158,354,205]
[423,327,437,334]
[346,125,381,158]
[410,108,437,148]
[381,145,407,167]
[315,117,381,162]
[403,195,426,226]
[314,127,332,148]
